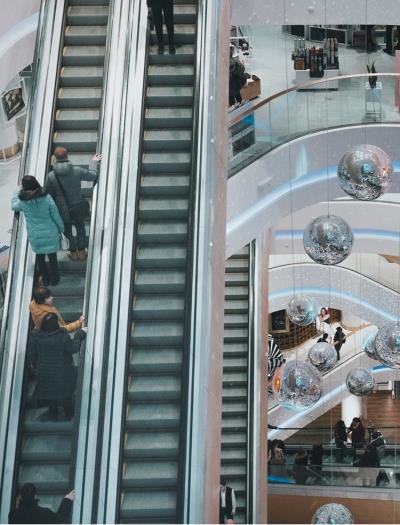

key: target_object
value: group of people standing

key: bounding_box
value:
[334,417,385,466]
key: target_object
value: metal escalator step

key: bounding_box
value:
[63,45,106,66]
[223,356,248,371]
[126,403,180,429]
[220,464,247,477]
[129,347,182,373]
[64,25,107,45]
[128,375,181,401]
[142,152,191,173]
[58,87,102,108]
[24,419,74,434]
[144,107,193,129]
[173,4,197,23]
[135,245,187,269]
[225,259,251,272]
[222,401,248,416]
[50,272,86,296]
[69,0,110,5]
[223,386,247,400]
[147,65,194,86]
[150,24,196,45]
[139,197,189,219]
[143,129,192,151]
[224,328,248,343]
[131,321,183,345]
[146,86,193,107]
[225,285,249,300]
[148,44,195,65]
[134,270,185,293]
[221,432,247,446]
[225,272,249,286]
[229,247,249,258]
[55,108,100,130]
[137,221,188,244]
[67,6,109,25]
[53,130,97,151]
[221,448,247,462]
[18,464,70,489]
[120,490,176,520]
[66,152,94,168]
[21,434,72,462]
[223,342,249,356]
[224,314,248,328]
[122,461,178,488]
[133,295,185,320]
[124,432,179,459]
[140,174,190,196]
[60,65,104,87]
[224,299,249,314]
[221,416,247,431]
[223,371,248,385]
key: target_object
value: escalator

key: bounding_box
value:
[12,0,110,510]
[220,247,250,524]
[117,1,198,522]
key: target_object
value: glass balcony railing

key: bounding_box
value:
[228,73,400,177]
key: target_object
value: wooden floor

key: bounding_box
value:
[286,392,400,444]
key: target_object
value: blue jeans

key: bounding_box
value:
[64,220,86,251]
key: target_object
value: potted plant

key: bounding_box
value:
[367,62,377,89]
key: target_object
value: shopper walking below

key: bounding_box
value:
[333,326,346,361]
[219,478,236,524]
[11,176,64,286]
[44,147,101,261]
[148,0,175,55]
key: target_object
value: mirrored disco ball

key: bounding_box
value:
[337,144,392,200]
[363,330,379,360]
[272,360,322,411]
[375,322,400,368]
[346,367,375,396]
[308,342,337,372]
[287,295,317,326]
[312,503,353,524]
[303,215,353,265]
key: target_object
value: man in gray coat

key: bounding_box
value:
[44,147,101,260]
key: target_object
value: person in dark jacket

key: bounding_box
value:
[148,0,175,55]
[11,176,64,286]
[44,146,101,261]
[219,478,236,524]
[229,44,247,107]
[376,469,390,487]
[334,419,348,462]
[333,326,346,361]
[9,483,74,524]
[293,449,308,484]
[348,417,365,456]
[317,332,329,343]
[29,313,86,420]
[309,444,324,475]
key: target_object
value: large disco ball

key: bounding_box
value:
[363,330,379,360]
[337,144,392,200]
[287,295,317,326]
[346,367,375,396]
[308,342,337,372]
[312,503,353,524]
[272,360,322,411]
[303,215,353,265]
[375,322,400,368]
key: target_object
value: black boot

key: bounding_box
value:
[158,44,164,55]
[168,36,176,55]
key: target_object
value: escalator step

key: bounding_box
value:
[133,295,185,321]
[128,375,181,401]
[140,174,190,197]
[60,65,104,87]
[147,65,194,86]
[139,197,189,220]
[135,245,187,269]
[129,347,182,373]
[64,25,107,45]
[142,152,191,173]
[126,403,180,430]
[124,431,179,459]
[53,130,97,151]
[144,107,193,129]
[148,44,195,65]
[137,221,188,243]
[173,4,197,23]
[143,129,192,151]
[63,45,106,66]
[149,24,196,45]
[122,461,178,488]
[18,464,70,489]
[69,0,110,5]
[134,269,186,293]
[146,86,193,107]
[58,87,102,108]
[224,314,248,328]
[67,6,109,26]
[55,108,100,130]
[21,434,72,462]
[120,490,176,521]
[131,321,184,345]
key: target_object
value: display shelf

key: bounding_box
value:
[294,68,339,90]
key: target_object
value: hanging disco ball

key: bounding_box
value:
[375,322,400,368]
[312,503,353,524]
[346,367,375,396]
[308,342,337,372]
[287,295,318,326]
[303,215,353,265]
[337,144,392,200]
[272,360,322,411]
[363,330,379,360]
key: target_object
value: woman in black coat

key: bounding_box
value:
[29,313,86,420]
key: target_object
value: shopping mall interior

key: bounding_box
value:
[1,0,400,524]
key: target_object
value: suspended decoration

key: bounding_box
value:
[311,503,353,524]
[272,360,322,411]
[346,367,375,396]
[337,144,393,200]
[375,322,400,369]
[308,342,337,373]
[287,295,318,326]
[303,215,353,265]
[363,330,379,360]
[267,334,286,380]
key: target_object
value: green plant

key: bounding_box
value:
[367,61,377,88]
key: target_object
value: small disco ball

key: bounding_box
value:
[375,322,400,368]
[303,215,353,265]
[363,330,379,360]
[272,360,322,411]
[346,367,375,396]
[312,503,353,524]
[287,295,317,326]
[308,342,337,373]
[337,144,392,200]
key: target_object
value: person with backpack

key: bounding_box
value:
[333,326,346,361]
[229,44,247,107]
[11,176,64,286]
[44,147,101,261]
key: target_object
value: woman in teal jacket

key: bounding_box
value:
[12,176,64,286]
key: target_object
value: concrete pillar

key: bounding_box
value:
[341,394,363,426]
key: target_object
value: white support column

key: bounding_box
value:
[341,394,363,427]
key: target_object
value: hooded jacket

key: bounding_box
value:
[11,191,63,254]
[44,160,98,223]
[29,300,82,333]
[9,495,72,524]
